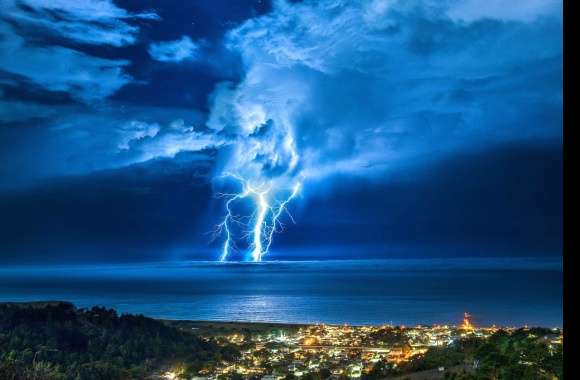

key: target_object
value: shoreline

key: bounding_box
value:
[0,300,564,379]
[0,301,562,330]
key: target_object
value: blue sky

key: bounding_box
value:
[0,0,562,263]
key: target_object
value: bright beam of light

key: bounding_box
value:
[263,182,301,257]
[217,190,248,262]
[251,191,269,262]
[216,173,300,262]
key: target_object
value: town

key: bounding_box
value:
[163,314,563,380]
[0,303,563,379]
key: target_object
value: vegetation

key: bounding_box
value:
[168,320,304,337]
[364,329,563,379]
[368,326,409,346]
[0,302,239,379]
[470,328,563,379]
[0,303,562,380]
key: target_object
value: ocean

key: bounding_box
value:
[0,258,562,327]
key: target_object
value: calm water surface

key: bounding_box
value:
[0,259,562,327]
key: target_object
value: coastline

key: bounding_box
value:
[0,301,563,379]
[0,301,562,330]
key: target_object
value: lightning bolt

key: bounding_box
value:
[262,182,301,257]
[250,190,269,262]
[215,173,300,262]
[216,190,248,262]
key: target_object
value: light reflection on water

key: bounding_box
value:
[0,259,562,326]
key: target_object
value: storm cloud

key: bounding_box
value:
[0,0,562,262]
[206,0,562,190]
[0,0,562,187]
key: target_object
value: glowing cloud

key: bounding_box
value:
[204,0,561,261]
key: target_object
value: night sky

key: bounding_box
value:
[0,0,562,264]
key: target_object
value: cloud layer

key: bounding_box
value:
[0,0,562,262]
[2,0,158,46]
[148,36,201,63]
[206,0,562,191]
[0,0,157,103]
[0,0,562,190]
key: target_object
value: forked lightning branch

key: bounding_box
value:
[214,173,301,262]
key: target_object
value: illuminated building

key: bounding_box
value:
[461,312,474,332]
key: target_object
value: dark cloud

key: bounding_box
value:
[0,152,215,264]
[0,104,216,186]
[206,0,562,194]
[1,0,562,184]
[0,140,561,263]
[0,0,159,103]
[272,140,562,259]
[0,0,562,262]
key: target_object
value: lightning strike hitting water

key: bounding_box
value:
[215,174,301,262]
